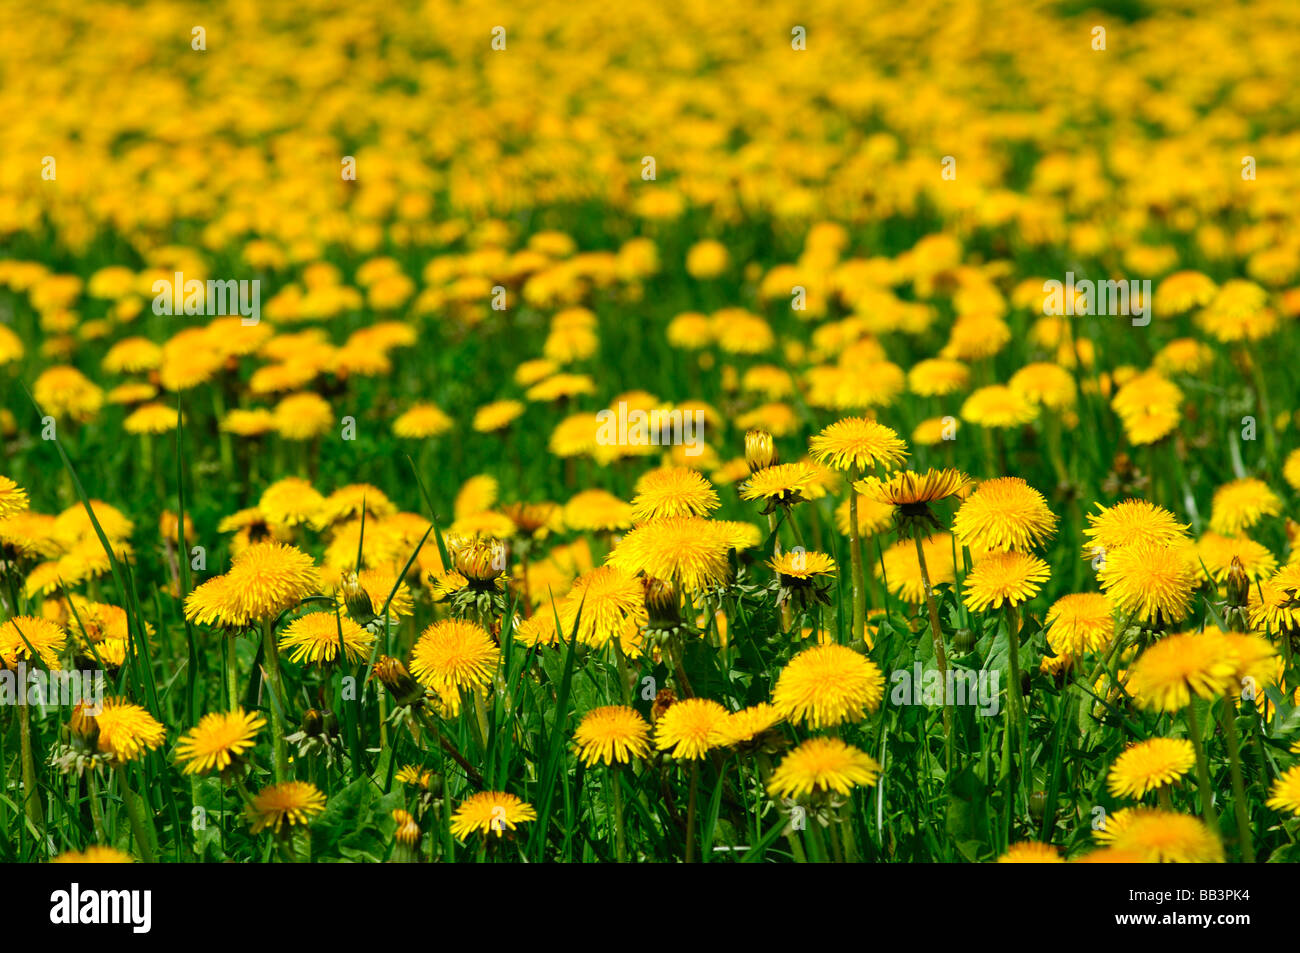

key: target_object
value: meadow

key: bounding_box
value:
[2,0,1300,864]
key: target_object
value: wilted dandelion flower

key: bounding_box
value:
[996,842,1064,863]
[1096,541,1198,625]
[654,697,730,760]
[247,781,327,834]
[573,705,652,766]
[1208,478,1282,536]
[1126,631,1237,712]
[630,467,720,522]
[767,737,880,799]
[1092,808,1223,863]
[174,708,266,775]
[95,698,166,763]
[1044,592,1114,656]
[1107,738,1195,798]
[1266,765,1300,815]
[963,551,1050,612]
[808,417,908,472]
[409,619,499,696]
[952,477,1058,552]
[450,791,536,839]
[772,643,885,728]
[279,612,375,665]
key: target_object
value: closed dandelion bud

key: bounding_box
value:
[954,627,976,653]
[342,572,376,621]
[68,701,99,748]
[1029,790,1047,820]
[301,708,338,738]
[745,429,779,473]
[453,536,507,585]
[374,655,425,707]
[1225,556,1250,608]
[642,576,682,629]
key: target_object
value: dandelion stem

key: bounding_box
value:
[685,760,700,863]
[18,702,44,830]
[1219,702,1255,862]
[848,467,867,645]
[913,534,953,745]
[1185,702,1219,834]
[261,617,289,782]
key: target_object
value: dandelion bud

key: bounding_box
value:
[452,536,507,585]
[745,429,779,473]
[374,655,424,707]
[69,700,100,746]
[1225,556,1250,608]
[342,572,376,621]
[301,708,338,738]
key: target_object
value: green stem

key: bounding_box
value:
[1220,703,1255,862]
[611,765,628,862]
[261,618,289,782]
[1186,703,1219,833]
[913,534,953,749]
[685,761,700,863]
[18,702,44,829]
[114,762,156,863]
[848,469,867,645]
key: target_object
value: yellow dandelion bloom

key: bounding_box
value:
[654,697,730,760]
[1127,631,1237,712]
[409,619,499,696]
[1107,738,1195,798]
[963,551,1050,612]
[573,705,652,766]
[247,781,327,834]
[279,612,375,665]
[1093,808,1223,863]
[808,417,908,472]
[450,791,536,839]
[767,737,880,799]
[997,842,1064,863]
[772,643,885,728]
[952,477,1058,552]
[95,698,166,763]
[174,708,266,775]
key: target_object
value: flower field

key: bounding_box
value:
[4,0,1300,866]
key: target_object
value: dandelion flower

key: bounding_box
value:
[175,708,266,775]
[1126,631,1237,712]
[52,846,133,863]
[720,702,783,747]
[1097,541,1198,625]
[630,467,720,522]
[0,476,28,520]
[606,516,734,591]
[573,706,652,766]
[654,697,730,760]
[95,698,166,762]
[952,477,1057,552]
[247,781,327,834]
[1107,739,1195,798]
[409,619,499,696]
[772,643,885,728]
[767,737,880,798]
[0,616,66,669]
[1208,478,1282,536]
[1093,808,1223,863]
[739,462,821,507]
[1083,499,1189,560]
[808,417,908,472]
[1266,765,1300,815]
[997,842,1064,863]
[450,791,536,839]
[279,612,375,665]
[1045,593,1114,656]
[963,551,1050,612]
